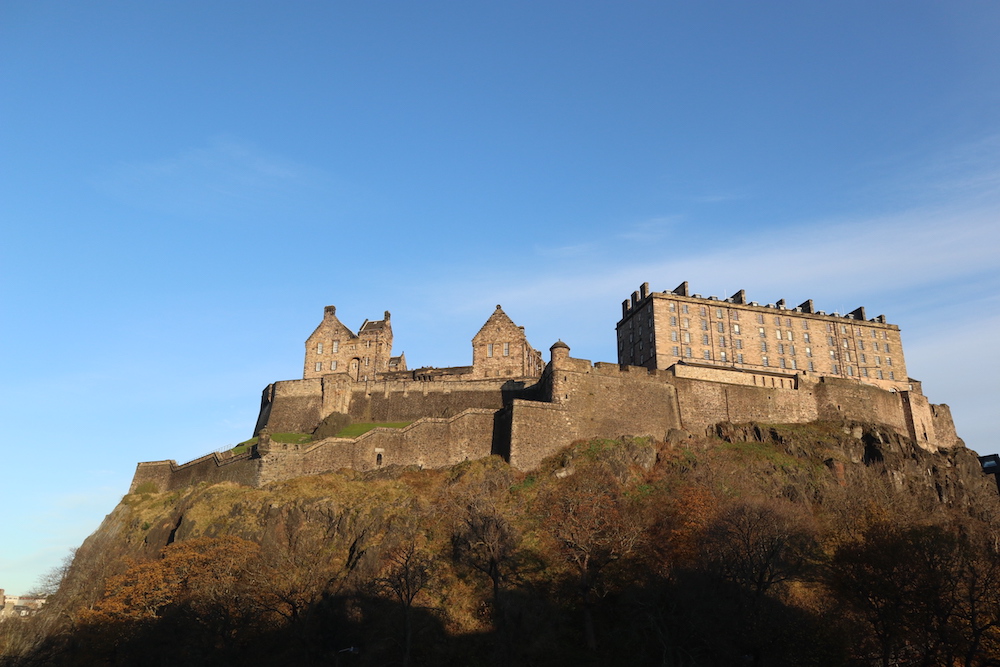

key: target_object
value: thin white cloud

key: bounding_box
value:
[94,138,344,220]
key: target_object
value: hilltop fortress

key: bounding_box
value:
[130,282,962,492]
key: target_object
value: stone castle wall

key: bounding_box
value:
[132,348,963,492]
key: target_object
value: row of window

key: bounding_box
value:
[316,339,381,355]
[486,342,512,357]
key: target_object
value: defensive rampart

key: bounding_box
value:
[131,345,962,492]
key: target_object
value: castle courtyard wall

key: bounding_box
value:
[130,451,260,493]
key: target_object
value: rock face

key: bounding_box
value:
[18,419,1000,667]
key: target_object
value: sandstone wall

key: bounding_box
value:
[256,409,496,483]
[257,379,323,435]
[130,451,260,493]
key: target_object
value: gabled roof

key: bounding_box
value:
[306,305,357,341]
[472,305,526,341]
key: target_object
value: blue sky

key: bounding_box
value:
[3,2,999,594]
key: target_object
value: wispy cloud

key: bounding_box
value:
[94,138,345,221]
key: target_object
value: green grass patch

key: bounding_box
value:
[722,440,799,469]
[334,422,412,438]
[270,432,314,444]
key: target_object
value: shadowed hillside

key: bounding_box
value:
[4,420,1000,666]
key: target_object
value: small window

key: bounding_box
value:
[685,347,692,358]
[785,318,791,327]
[832,364,840,374]
[669,302,676,312]
[860,353,867,363]
[487,344,494,357]
[830,350,836,359]
[848,366,854,376]
[779,358,787,369]
[703,350,711,360]
[682,318,690,328]
[737,353,744,364]
[757,313,764,324]
[735,339,743,349]
[778,343,785,354]
[802,320,809,329]
[758,327,766,337]
[331,361,338,371]
[671,331,678,342]
[827,336,834,346]
[684,332,691,343]
[761,341,768,352]
[808,361,815,371]
[803,333,811,343]
[672,346,680,355]
[720,351,728,362]
[376,453,383,466]
[875,356,881,366]
[503,342,510,356]
[719,336,727,347]
[682,305,689,314]
[701,320,709,331]
[886,357,892,366]
[717,322,724,333]
[702,334,709,345]
[733,324,741,334]
[333,341,340,352]
[840,325,847,334]
[317,343,324,354]
[805,347,812,357]
[862,368,868,377]
[889,371,895,380]
[775,329,782,339]
[885,344,891,353]
[859,340,865,350]
[365,357,370,366]
[670,316,678,326]
[315,362,322,372]
[700,306,707,316]
[774,316,782,325]
[787,331,794,341]
[877,370,884,379]
[791,359,798,369]
[732,311,740,321]
[789,345,796,356]
[762,356,769,367]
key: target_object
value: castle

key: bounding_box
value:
[130,282,962,492]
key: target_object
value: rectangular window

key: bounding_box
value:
[785,318,792,327]
[685,347,692,358]
[333,341,339,352]
[889,371,895,380]
[758,327,766,337]
[873,342,880,352]
[808,361,815,371]
[875,356,881,366]
[775,316,782,325]
[827,323,834,332]
[672,346,680,355]
[775,329,782,339]
[701,320,709,331]
[703,350,711,360]
[719,336,727,347]
[885,344,891,353]
[684,332,691,343]
[886,357,892,366]
[859,340,865,350]
[720,351,728,362]
[787,331,794,341]
[733,324,741,334]
[779,358,787,368]
[761,341,768,352]
[791,359,798,370]
[669,302,676,312]
[872,329,878,338]
[842,340,849,349]
[860,353,866,363]
[682,305,689,314]
[503,342,510,356]
[671,331,678,342]
[716,308,723,318]
[789,345,796,356]
[848,366,854,376]
[670,316,678,326]
[778,343,785,354]
[830,350,836,359]
[317,343,324,354]
[845,351,852,362]
[717,322,725,333]
[487,344,494,357]
[365,357,370,366]
[737,353,744,364]
[802,320,809,329]
[762,356,769,367]
[314,362,322,372]
[877,370,884,379]
[805,347,812,357]
[700,306,707,316]
[735,339,743,349]
[757,313,764,324]
[840,325,847,334]
[682,318,690,328]
[832,364,840,374]
[828,336,835,346]
[732,310,740,321]
[331,361,338,371]
[803,333,810,343]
